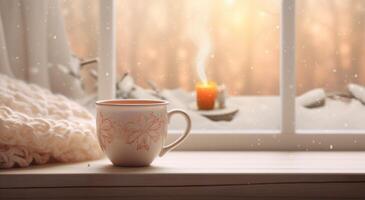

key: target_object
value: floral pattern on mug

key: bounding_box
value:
[121,112,167,151]
[97,112,114,150]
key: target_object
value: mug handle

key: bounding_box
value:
[159,109,191,157]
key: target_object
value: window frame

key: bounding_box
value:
[98,0,365,151]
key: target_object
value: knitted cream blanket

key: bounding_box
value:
[0,74,102,168]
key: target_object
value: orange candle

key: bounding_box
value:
[196,81,218,110]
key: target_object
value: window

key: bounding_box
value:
[61,0,365,150]
[296,0,365,132]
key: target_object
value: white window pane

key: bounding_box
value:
[116,0,281,132]
[296,0,365,131]
[61,0,99,94]
[62,0,281,133]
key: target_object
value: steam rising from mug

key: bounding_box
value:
[186,1,212,84]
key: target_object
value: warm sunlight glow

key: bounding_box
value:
[62,0,365,95]
[224,0,236,7]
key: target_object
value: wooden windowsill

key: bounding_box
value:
[2,151,365,199]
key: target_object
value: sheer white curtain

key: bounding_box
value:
[0,0,85,99]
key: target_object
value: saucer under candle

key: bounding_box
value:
[196,81,218,110]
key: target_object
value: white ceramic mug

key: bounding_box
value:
[96,99,191,167]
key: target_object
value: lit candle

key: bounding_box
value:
[196,81,218,110]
